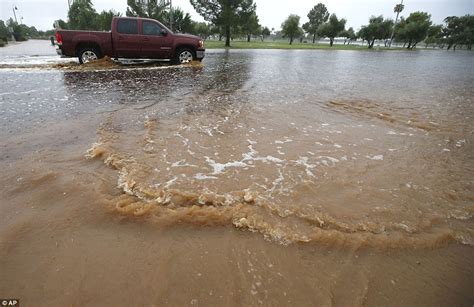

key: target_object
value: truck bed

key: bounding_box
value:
[57,30,114,58]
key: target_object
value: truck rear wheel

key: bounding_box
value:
[174,48,195,65]
[78,47,101,64]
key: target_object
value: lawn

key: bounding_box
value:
[204,39,402,51]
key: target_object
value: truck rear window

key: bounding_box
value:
[117,19,138,34]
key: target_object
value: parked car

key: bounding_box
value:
[55,16,205,64]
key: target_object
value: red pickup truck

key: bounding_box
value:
[55,16,205,64]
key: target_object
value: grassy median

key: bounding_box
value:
[204,39,404,50]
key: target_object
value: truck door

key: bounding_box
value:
[113,18,141,58]
[140,20,173,59]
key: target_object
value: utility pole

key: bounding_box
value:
[12,5,18,23]
[389,0,404,48]
[169,0,173,31]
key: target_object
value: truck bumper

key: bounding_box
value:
[196,49,205,60]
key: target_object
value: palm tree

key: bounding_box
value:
[389,0,404,47]
[394,3,404,14]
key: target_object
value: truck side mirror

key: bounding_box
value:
[161,30,168,36]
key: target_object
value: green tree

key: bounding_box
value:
[395,11,432,49]
[126,0,169,21]
[164,7,193,33]
[339,27,356,44]
[193,22,211,39]
[261,26,271,41]
[394,3,405,15]
[281,14,303,45]
[317,14,346,47]
[358,15,393,48]
[388,2,405,47]
[28,26,39,37]
[302,3,329,44]
[6,18,28,41]
[443,15,474,50]
[190,0,257,47]
[241,12,260,42]
[68,0,98,30]
[54,19,69,29]
[457,15,474,50]
[0,20,9,43]
[424,24,443,47]
[96,10,120,31]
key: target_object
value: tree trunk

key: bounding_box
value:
[289,37,293,45]
[247,34,250,42]
[330,38,334,47]
[412,41,418,49]
[453,44,457,51]
[407,39,412,49]
[468,44,472,50]
[225,25,231,47]
[312,34,316,44]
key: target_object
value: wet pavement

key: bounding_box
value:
[0,40,473,306]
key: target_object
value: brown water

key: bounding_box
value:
[0,40,473,306]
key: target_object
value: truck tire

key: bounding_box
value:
[174,48,195,64]
[78,47,102,64]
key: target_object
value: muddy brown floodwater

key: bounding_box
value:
[1,40,473,306]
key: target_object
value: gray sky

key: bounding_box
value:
[0,0,472,31]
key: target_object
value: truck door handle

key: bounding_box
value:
[142,38,149,41]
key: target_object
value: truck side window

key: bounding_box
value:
[142,21,164,36]
[117,19,138,35]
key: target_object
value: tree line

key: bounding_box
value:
[279,3,473,50]
[1,0,472,50]
[0,19,55,46]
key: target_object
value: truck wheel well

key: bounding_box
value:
[176,45,196,56]
[76,42,101,57]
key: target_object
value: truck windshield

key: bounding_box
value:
[142,21,165,36]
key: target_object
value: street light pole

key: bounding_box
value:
[12,5,18,23]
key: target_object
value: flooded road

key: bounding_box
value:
[1,40,473,306]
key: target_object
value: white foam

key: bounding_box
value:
[205,156,248,174]
[367,155,384,161]
[171,159,198,168]
[294,156,317,177]
[194,173,218,180]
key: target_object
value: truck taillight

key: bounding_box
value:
[55,32,62,45]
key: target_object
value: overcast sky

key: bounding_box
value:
[0,0,472,31]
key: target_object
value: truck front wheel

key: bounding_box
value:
[174,48,195,64]
[78,47,101,64]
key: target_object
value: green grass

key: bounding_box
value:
[204,39,404,51]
